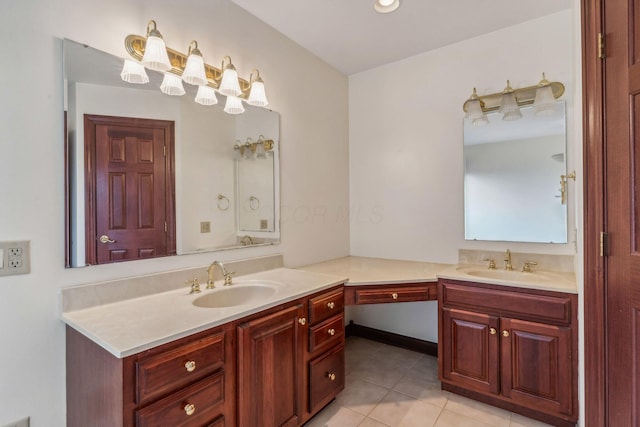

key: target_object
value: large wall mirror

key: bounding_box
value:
[463,101,567,243]
[64,39,280,268]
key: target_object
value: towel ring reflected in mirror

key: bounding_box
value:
[249,196,260,211]
[217,194,230,211]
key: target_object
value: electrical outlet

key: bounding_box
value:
[0,241,30,277]
[2,416,30,427]
[260,219,268,230]
[200,221,211,233]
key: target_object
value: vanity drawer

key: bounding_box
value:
[309,288,344,324]
[440,281,574,325]
[136,372,225,427]
[136,331,225,404]
[352,283,434,304]
[308,345,345,414]
[309,314,344,353]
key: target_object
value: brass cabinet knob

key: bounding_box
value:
[327,302,336,309]
[328,328,335,336]
[489,327,497,335]
[392,293,399,300]
[185,360,196,372]
[502,330,510,337]
[184,403,196,416]
[298,318,307,325]
[327,372,336,381]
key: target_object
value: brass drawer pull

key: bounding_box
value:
[184,403,196,416]
[298,318,307,325]
[327,328,336,336]
[392,293,398,300]
[185,360,196,372]
[489,328,497,335]
[327,302,335,309]
[327,372,336,381]
[502,330,510,337]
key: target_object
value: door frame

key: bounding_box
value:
[581,0,606,425]
[83,114,176,265]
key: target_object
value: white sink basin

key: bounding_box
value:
[455,267,555,283]
[192,283,278,308]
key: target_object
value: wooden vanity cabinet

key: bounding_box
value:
[66,284,346,427]
[438,279,578,427]
[66,322,235,427]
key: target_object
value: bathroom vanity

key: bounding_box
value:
[62,266,347,427]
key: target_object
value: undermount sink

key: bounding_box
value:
[456,267,555,283]
[192,282,279,308]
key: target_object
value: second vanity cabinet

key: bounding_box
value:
[66,284,345,427]
[438,279,578,427]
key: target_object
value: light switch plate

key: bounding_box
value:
[0,241,30,276]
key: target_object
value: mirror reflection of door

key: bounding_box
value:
[84,115,176,265]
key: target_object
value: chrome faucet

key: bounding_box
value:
[504,249,513,271]
[206,260,234,288]
[240,235,254,246]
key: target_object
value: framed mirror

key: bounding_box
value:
[64,39,280,267]
[463,101,567,243]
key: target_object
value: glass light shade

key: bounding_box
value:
[247,81,269,107]
[142,35,171,71]
[219,68,242,97]
[120,60,149,84]
[195,85,218,106]
[465,99,484,120]
[502,108,523,121]
[255,142,267,159]
[224,95,245,114]
[472,115,489,127]
[182,53,207,86]
[534,84,557,116]
[160,73,185,96]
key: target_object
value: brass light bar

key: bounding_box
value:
[463,80,565,113]
[124,34,252,95]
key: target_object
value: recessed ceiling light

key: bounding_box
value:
[374,0,401,14]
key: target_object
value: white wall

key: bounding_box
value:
[0,0,349,425]
[348,10,577,342]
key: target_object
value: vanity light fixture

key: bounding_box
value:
[224,95,245,114]
[160,72,185,96]
[141,20,172,72]
[499,80,523,121]
[234,136,275,160]
[246,69,269,107]
[182,40,208,86]
[219,56,242,97]
[533,73,557,116]
[120,59,149,84]
[374,0,401,13]
[195,85,218,106]
[463,74,564,120]
[123,20,271,114]
[464,88,489,126]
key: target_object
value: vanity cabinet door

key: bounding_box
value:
[440,307,500,395]
[500,317,574,417]
[237,304,304,427]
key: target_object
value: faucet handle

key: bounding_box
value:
[186,278,201,294]
[483,258,496,270]
[522,261,538,272]
[223,271,236,286]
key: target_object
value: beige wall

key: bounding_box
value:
[0,0,349,425]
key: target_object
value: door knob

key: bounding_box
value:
[489,327,497,335]
[99,235,115,244]
[502,330,510,337]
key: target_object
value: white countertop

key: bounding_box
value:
[61,268,347,358]
[299,256,577,294]
[298,256,451,285]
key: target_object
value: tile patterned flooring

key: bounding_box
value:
[304,337,553,427]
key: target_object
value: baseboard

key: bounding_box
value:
[345,321,437,357]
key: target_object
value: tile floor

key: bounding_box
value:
[304,337,553,427]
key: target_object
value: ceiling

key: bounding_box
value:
[231,0,573,75]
